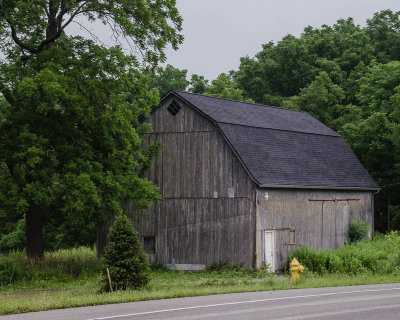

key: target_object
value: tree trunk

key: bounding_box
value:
[26,203,44,260]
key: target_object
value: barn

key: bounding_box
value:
[126,91,379,271]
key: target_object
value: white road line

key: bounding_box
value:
[86,287,400,320]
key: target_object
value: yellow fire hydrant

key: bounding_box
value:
[290,258,304,282]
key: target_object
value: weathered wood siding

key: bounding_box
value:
[127,96,257,267]
[255,189,373,270]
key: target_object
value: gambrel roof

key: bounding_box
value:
[160,91,379,190]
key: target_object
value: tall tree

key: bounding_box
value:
[189,74,209,94]
[234,12,400,105]
[282,71,349,131]
[235,35,317,103]
[204,72,253,102]
[367,10,400,63]
[0,0,183,259]
[146,64,189,97]
[357,61,400,116]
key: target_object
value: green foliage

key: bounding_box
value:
[340,113,398,186]
[204,73,254,102]
[38,247,99,278]
[0,0,182,257]
[0,218,26,252]
[0,247,98,286]
[287,234,396,275]
[0,97,6,122]
[235,35,316,103]
[349,218,370,243]
[366,10,400,62]
[283,71,346,130]
[0,256,24,286]
[385,230,400,248]
[189,74,209,94]
[385,231,400,271]
[101,214,150,291]
[287,245,330,274]
[146,64,189,96]
[0,0,183,65]
[234,17,376,104]
[357,61,400,116]
[206,260,238,272]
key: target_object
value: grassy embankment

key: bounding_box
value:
[1,233,400,315]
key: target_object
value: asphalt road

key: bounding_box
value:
[2,283,400,320]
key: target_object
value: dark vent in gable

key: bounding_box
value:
[167,100,181,116]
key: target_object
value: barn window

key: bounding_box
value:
[167,100,181,116]
[143,236,156,253]
[289,230,296,245]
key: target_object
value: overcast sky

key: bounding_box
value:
[162,0,400,80]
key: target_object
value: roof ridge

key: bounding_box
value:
[217,121,340,137]
[172,90,306,114]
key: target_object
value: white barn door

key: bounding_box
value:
[264,230,275,271]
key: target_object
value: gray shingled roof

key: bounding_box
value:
[163,91,378,189]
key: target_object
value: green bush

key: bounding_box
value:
[0,256,24,285]
[387,251,400,272]
[286,245,330,274]
[287,235,393,275]
[385,230,400,249]
[101,214,150,291]
[0,219,26,252]
[206,260,232,272]
[385,231,400,272]
[349,218,370,243]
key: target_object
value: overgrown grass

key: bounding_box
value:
[0,247,99,287]
[287,232,400,275]
[1,234,400,315]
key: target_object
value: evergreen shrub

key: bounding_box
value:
[101,214,150,291]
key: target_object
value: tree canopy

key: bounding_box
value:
[0,0,183,258]
[145,64,189,97]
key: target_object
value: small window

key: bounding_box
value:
[167,100,181,116]
[143,236,156,253]
[289,230,296,245]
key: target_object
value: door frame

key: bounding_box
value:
[264,229,275,271]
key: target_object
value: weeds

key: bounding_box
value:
[349,218,370,243]
[0,256,24,285]
[0,247,99,286]
[287,233,397,275]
